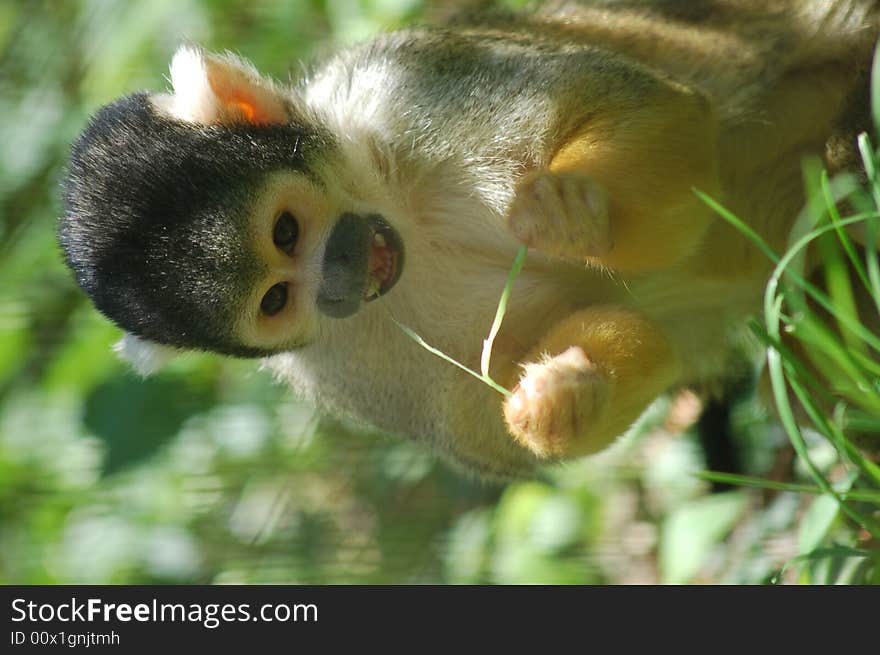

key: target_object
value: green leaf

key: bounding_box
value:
[798,495,840,555]
[444,510,491,584]
[772,545,874,584]
[660,491,748,584]
[84,374,213,475]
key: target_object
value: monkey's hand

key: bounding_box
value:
[506,79,719,271]
[507,169,612,259]
[503,306,679,458]
[504,346,610,458]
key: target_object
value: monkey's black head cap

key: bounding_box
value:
[60,92,323,357]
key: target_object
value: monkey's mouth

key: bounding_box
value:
[364,217,404,301]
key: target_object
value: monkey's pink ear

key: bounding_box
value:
[155,46,289,125]
[114,334,181,377]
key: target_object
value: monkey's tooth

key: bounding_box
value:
[365,276,381,299]
[373,233,387,247]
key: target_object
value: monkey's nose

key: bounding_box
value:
[316,213,370,318]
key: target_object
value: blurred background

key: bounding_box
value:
[1,0,874,585]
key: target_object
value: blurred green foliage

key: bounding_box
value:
[0,0,875,585]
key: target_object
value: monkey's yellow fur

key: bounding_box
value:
[488,0,879,464]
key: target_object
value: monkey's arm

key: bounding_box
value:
[508,81,720,272]
[503,306,679,458]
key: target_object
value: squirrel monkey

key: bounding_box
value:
[60,1,878,478]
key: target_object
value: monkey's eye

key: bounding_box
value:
[260,282,288,316]
[273,211,299,254]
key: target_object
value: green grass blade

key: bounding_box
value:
[771,216,880,354]
[481,245,527,378]
[747,319,831,400]
[856,133,880,305]
[783,313,877,407]
[788,373,880,488]
[843,407,880,433]
[694,189,880,351]
[700,190,880,353]
[693,189,780,263]
[767,345,880,537]
[392,246,534,397]
[392,317,512,397]
[872,39,880,141]
[813,218,866,357]
[771,546,875,584]
[695,471,880,503]
[820,171,873,293]
[701,183,879,353]
[764,286,880,537]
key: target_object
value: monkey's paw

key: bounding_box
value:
[507,169,611,259]
[503,346,611,459]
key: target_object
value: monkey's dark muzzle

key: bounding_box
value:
[316,213,403,319]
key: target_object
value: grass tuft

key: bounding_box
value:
[695,43,880,580]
